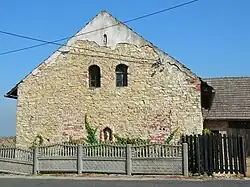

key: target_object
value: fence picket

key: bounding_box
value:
[187,136,192,171]
[238,137,243,174]
[214,135,219,172]
[193,135,198,173]
[108,145,111,157]
[196,135,200,174]
[199,135,204,174]
[208,135,213,174]
[223,135,229,174]
[240,137,247,177]
[228,136,233,174]
[218,134,223,173]
[203,135,208,173]
[233,136,238,174]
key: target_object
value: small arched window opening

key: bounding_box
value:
[103,127,112,142]
[89,65,101,87]
[116,64,128,87]
[103,34,107,46]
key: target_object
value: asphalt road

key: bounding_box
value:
[0,177,250,187]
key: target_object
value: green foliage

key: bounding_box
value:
[202,128,212,135]
[83,114,99,145]
[31,134,43,148]
[165,127,179,144]
[114,134,149,144]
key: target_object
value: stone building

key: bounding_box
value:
[5,11,212,147]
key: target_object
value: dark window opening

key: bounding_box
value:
[116,64,128,87]
[89,65,101,87]
[103,127,112,142]
[103,34,107,46]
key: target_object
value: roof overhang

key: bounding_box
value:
[4,84,18,99]
[200,78,215,110]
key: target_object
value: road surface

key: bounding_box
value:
[0,177,249,187]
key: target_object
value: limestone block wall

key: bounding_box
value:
[16,40,203,147]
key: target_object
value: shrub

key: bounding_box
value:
[114,134,149,144]
[202,128,212,135]
[31,134,44,148]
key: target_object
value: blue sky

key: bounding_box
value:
[0,0,249,137]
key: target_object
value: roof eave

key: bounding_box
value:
[4,85,18,99]
[205,117,250,120]
[4,94,17,99]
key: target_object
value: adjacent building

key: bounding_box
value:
[203,77,250,156]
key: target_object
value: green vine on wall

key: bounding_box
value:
[83,114,99,145]
[165,127,180,144]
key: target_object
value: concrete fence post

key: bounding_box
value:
[77,144,83,174]
[182,143,189,177]
[33,147,38,175]
[126,144,132,175]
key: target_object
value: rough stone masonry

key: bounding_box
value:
[16,40,202,147]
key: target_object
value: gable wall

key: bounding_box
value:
[66,11,148,49]
[27,11,195,80]
[16,40,202,147]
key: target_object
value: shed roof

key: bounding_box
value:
[203,76,250,120]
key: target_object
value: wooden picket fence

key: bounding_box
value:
[182,134,247,176]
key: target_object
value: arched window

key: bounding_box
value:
[116,64,128,87]
[103,127,112,142]
[89,65,101,87]
[103,34,107,46]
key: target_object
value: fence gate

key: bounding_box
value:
[182,134,247,176]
